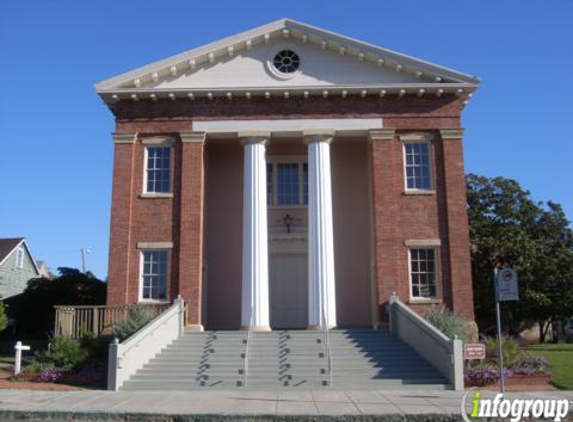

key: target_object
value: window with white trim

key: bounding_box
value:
[140,250,168,301]
[16,247,24,269]
[404,142,431,190]
[409,248,438,299]
[267,160,308,206]
[145,147,171,193]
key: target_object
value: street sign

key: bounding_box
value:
[493,267,519,394]
[496,267,519,301]
[464,343,486,360]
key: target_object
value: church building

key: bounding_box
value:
[96,18,478,333]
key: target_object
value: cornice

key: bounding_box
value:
[98,83,477,106]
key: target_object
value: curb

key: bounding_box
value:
[0,411,467,422]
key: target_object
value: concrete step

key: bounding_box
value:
[120,329,449,391]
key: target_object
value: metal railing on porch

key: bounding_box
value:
[54,303,171,339]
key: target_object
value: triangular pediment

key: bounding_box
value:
[96,18,479,102]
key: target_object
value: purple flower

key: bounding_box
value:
[36,368,63,383]
[465,366,513,386]
[511,357,549,375]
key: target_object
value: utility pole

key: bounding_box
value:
[80,248,91,273]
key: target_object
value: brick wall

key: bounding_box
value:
[105,94,474,325]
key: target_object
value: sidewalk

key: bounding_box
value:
[0,388,572,420]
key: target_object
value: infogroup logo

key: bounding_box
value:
[461,388,570,422]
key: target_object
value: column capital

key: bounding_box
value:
[180,131,206,143]
[303,129,335,144]
[439,128,465,140]
[112,132,137,144]
[368,129,395,141]
[239,130,271,145]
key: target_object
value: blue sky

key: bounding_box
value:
[1,0,572,279]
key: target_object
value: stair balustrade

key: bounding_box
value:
[388,294,464,390]
[107,296,185,391]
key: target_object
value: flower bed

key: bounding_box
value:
[465,356,553,388]
[465,366,512,387]
[16,364,106,388]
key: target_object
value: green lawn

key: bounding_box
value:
[525,343,573,390]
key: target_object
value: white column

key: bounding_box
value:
[305,130,337,329]
[240,132,271,331]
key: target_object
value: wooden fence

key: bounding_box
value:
[54,303,171,339]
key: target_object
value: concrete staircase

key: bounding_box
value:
[121,329,449,390]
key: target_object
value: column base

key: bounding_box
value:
[240,325,272,332]
[307,324,337,330]
[184,324,204,333]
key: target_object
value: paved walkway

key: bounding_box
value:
[0,388,572,418]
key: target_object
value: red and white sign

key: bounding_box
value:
[464,343,486,360]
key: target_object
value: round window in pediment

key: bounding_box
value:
[272,50,300,74]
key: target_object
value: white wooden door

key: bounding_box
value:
[269,252,308,329]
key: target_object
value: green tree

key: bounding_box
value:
[467,174,573,341]
[4,267,106,337]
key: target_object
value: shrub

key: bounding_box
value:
[111,308,154,341]
[79,332,113,363]
[24,359,52,374]
[465,366,512,386]
[484,336,521,367]
[34,336,88,370]
[0,302,7,332]
[425,307,467,342]
[510,356,550,375]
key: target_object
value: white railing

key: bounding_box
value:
[107,296,185,391]
[388,294,463,391]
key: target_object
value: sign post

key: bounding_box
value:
[494,267,519,394]
[14,341,31,376]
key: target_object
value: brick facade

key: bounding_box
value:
[106,94,474,326]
